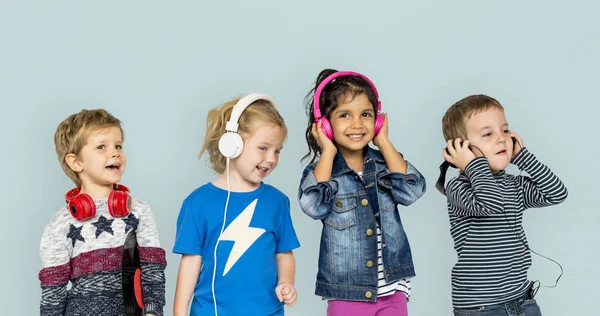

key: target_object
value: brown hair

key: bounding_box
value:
[54,109,123,187]
[442,94,504,141]
[200,96,286,174]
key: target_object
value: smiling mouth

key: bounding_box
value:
[257,166,269,173]
[348,134,365,140]
[106,164,120,171]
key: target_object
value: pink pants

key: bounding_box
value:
[327,292,408,316]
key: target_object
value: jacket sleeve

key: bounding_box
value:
[298,164,338,220]
[378,160,426,206]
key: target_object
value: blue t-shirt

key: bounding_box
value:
[173,182,300,316]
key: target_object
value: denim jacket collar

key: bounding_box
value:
[331,146,385,177]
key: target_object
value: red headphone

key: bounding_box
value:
[65,184,132,221]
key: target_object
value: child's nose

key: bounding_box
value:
[497,134,507,143]
[266,151,277,163]
[351,116,364,128]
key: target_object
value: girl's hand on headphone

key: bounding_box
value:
[372,113,389,148]
[312,121,337,156]
[442,138,477,172]
[508,131,524,159]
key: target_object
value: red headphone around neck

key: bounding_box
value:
[65,184,132,221]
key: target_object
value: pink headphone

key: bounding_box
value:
[313,71,384,140]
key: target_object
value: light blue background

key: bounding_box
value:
[1,1,597,315]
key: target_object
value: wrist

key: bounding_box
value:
[320,149,337,160]
[375,138,394,151]
[458,157,476,172]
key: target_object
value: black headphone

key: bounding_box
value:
[435,137,518,195]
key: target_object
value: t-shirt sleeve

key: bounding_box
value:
[172,194,205,256]
[275,195,300,253]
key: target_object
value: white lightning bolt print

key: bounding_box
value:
[219,199,265,276]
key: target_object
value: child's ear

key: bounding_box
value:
[65,153,83,172]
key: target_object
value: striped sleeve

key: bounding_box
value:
[512,148,568,208]
[447,157,505,217]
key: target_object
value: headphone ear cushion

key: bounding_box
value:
[69,194,96,221]
[219,132,244,159]
[108,190,131,217]
[319,118,334,140]
[374,114,385,136]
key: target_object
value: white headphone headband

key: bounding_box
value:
[225,93,277,132]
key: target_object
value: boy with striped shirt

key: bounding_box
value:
[439,95,568,316]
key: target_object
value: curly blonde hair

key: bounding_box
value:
[54,109,123,187]
[200,96,286,174]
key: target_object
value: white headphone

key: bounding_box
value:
[212,93,277,316]
[218,93,277,159]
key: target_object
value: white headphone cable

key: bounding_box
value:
[212,157,231,316]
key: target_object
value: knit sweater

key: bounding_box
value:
[38,198,167,316]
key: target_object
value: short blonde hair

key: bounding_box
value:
[54,109,123,187]
[200,96,286,174]
[442,94,504,141]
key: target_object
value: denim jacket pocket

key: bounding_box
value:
[324,196,357,230]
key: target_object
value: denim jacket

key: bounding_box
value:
[298,146,426,301]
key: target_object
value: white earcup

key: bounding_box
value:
[218,132,244,159]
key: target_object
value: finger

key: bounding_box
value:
[316,120,327,138]
[462,139,470,150]
[509,131,523,148]
[285,292,297,306]
[275,287,283,302]
[442,147,452,162]
[446,140,456,156]
[453,138,463,152]
[470,145,483,157]
[509,130,521,140]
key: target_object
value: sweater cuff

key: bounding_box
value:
[464,157,489,178]
[144,302,163,316]
[511,147,534,168]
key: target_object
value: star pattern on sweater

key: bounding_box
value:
[92,215,114,238]
[123,213,139,233]
[67,224,85,246]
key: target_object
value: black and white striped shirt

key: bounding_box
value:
[375,224,411,298]
[445,148,567,309]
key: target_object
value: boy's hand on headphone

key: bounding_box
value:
[372,113,389,148]
[275,282,297,306]
[442,138,478,171]
[508,131,524,159]
[312,121,337,156]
